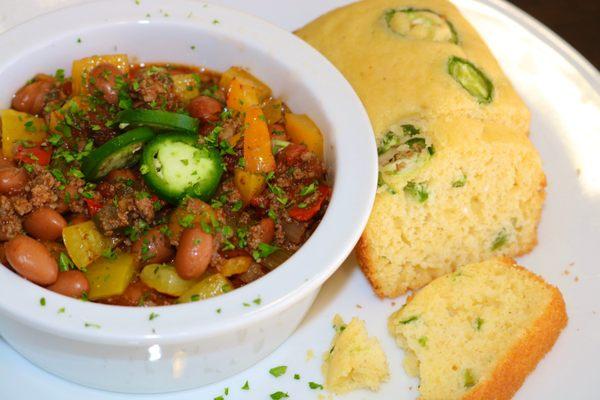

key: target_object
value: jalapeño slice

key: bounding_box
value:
[384,8,459,44]
[448,56,494,104]
[118,109,199,134]
[140,132,223,204]
[81,127,155,181]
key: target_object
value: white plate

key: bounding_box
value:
[1,0,599,399]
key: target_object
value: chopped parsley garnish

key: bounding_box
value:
[252,243,279,261]
[269,365,287,377]
[300,182,317,196]
[253,296,261,305]
[270,392,289,400]
[231,200,243,212]
[399,316,418,324]
[293,374,300,380]
[101,248,117,260]
[40,297,46,306]
[149,312,159,321]
[464,369,476,388]
[475,317,484,331]
[84,322,101,329]
[491,229,508,251]
[190,294,200,302]
[452,174,467,188]
[57,307,66,314]
[59,252,75,272]
[241,380,250,390]
[308,381,323,390]
[418,336,428,347]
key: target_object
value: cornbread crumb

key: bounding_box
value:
[389,258,567,400]
[322,315,389,394]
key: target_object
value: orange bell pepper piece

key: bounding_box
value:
[226,78,259,112]
[284,113,324,160]
[243,107,275,174]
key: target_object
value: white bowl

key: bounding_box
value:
[0,0,376,394]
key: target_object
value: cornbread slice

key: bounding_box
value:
[322,315,389,394]
[297,0,545,298]
[358,116,545,297]
[388,258,567,400]
[296,0,531,136]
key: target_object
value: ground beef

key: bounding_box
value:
[0,196,22,240]
[132,67,180,111]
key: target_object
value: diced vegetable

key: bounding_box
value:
[447,56,494,104]
[140,264,199,296]
[1,110,47,159]
[62,221,114,269]
[261,249,293,270]
[284,113,324,159]
[81,127,155,181]
[403,181,429,202]
[243,107,275,174]
[118,109,199,134]
[219,256,252,277]
[141,133,224,203]
[176,273,233,303]
[262,99,284,125]
[172,74,200,104]
[220,67,271,103]
[234,168,266,204]
[168,198,216,241]
[71,54,129,95]
[15,144,52,166]
[226,78,259,112]
[47,96,88,136]
[84,252,136,300]
[288,185,331,221]
[384,8,458,44]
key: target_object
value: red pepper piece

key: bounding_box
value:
[15,145,52,166]
[84,198,103,216]
[288,185,331,222]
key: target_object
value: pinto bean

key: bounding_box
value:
[23,208,67,241]
[5,235,58,285]
[11,80,53,115]
[188,96,223,122]
[175,228,213,280]
[0,157,15,168]
[0,167,28,195]
[106,168,136,183]
[253,217,275,244]
[89,63,122,105]
[132,228,173,265]
[47,270,89,298]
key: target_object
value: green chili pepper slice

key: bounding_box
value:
[384,8,459,44]
[447,56,494,104]
[140,132,223,204]
[118,109,199,134]
[81,127,155,181]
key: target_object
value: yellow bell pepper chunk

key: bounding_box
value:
[243,106,275,173]
[71,54,129,95]
[177,273,233,303]
[219,256,252,277]
[284,113,325,160]
[1,110,47,158]
[234,168,266,204]
[48,96,88,135]
[84,253,137,300]
[226,78,259,112]
[220,67,271,103]
[140,264,199,297]
[262,98,284,125]
[172,74,200,104]
[62,221,114,269]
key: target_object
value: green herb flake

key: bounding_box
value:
[294,373,300,380]
[58,252,75,272]
[418,336,428,347]
[309,381,324,390]
[40,297,46,306]
[84,322,101,329]
[491,229,508,251]
[399,315,418,324]
[252,242,279,261]
[270,392,289,400]
[300,182,317,196]
[475,317,484,331]
[57,307,66,314]
[253,296,262,305]
[452,174,467,188]
[269,365,287,378]
[464,368,476,388]
[149,312,159,321]
[241,380,250,390]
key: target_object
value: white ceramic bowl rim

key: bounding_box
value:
[0,0,377,345]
